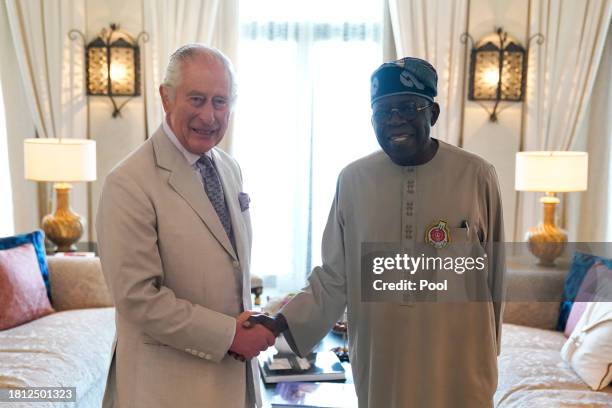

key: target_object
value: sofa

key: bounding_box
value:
[0,256,115,407]
[497,258,612,407]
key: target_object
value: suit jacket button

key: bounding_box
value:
[232,261,240,268]
[191,350,198,355]
[185,348,192,353]
[198,352,205,358]
[205,354,211,360]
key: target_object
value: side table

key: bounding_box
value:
[46,241,98,256]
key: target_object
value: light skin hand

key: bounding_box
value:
[228,311,255,361]
[228,312,276,360]
[236,310,253,325]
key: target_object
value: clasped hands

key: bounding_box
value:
[228,311,282,361]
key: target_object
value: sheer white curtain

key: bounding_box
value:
[142,0,238,150]
[232,0,382,292]
[571,27,612,242]
[387,0,468,146]
[516,0,611,241]
[0,81,14,236]
[4,0,86,235]
[5,0,86,141]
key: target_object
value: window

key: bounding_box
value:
[0,79,14,236]
[233,0,382,292]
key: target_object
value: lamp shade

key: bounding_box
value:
[24,138,96,182]
[515,151,588,192]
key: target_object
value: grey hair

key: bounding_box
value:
[161,43,237,104]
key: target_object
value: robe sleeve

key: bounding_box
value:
[483,164,506,355]
[279,176,348,357]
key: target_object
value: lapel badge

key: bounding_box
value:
[425,220,450,248]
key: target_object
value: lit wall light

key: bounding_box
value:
[69,24,148,118]
[461,27,544,122]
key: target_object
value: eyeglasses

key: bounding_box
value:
[372,103,433,124]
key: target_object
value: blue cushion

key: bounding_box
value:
[557,251,612,331]
[0,230,51,299]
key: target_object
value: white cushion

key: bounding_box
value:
[561,302,612,390]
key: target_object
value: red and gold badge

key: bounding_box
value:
[425,220,450,248]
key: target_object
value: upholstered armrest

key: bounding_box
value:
[503,301,562,330]
[503,258,568,330]
[47,257,113,311]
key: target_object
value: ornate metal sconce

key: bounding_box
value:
[69,24,148,118]
[461,27,544,122]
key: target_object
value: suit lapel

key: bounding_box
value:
[152,128,237,260]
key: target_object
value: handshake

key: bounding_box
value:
[228,312,288,361]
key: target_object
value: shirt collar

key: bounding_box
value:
[163,115,212,166]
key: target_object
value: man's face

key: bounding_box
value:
[160,55,231,155]
[371,94,440,165]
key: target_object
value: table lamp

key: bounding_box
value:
[24,138,96,252]
[515,151,588,266]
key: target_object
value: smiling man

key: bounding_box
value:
[96,44,275,408]
[259,57,506,407]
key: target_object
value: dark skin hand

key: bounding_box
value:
[372,94,440,166]
[244,313,287,337]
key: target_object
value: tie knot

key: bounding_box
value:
[197,155,214,169]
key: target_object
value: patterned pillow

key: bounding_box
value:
[564,262,612,337]
[557,252,612,331]
[0,243,55,330]
[0,230,50,299]
[564,302,588,338]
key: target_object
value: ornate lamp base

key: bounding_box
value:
[526,194,566,267]
[42,183,85,252]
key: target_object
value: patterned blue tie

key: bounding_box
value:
[197,156,234,242]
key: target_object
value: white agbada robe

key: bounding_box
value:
[281,140,505,408]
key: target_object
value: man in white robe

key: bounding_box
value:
[253,57,505,408]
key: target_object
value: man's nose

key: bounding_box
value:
[388,109,407,125]
[198,103,216,125]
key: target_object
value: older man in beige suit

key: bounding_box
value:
[96,44,275,408]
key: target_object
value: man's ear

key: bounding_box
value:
[159,85,171,113]
[430,102,440,126]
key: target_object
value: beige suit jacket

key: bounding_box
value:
[96,126,260,408]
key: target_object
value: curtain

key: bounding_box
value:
[142,0,238,151]
[572,27,612,242]
[232,0,382,292]
[515,0,611,241]
[0,78,14,236]
[386,0,469,146]
[4,0,87,236]
[5,0,86,141]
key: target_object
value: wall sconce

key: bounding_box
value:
[461,27,543,122]
[69,24,148,118]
